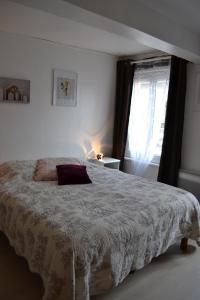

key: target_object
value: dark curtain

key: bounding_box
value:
[157,56,188,186]
[112,60,135,170]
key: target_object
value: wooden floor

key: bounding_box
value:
[0,232,200,300]
[0,233,44,300]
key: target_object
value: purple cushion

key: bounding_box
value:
[56,164,92,185]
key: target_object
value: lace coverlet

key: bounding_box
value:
[0,160,200,300]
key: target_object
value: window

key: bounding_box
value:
[125,59,170,174]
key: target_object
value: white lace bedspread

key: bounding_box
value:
[0,159,200,300]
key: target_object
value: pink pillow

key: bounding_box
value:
[33,157,81,181]
[0,165,11,177]
[56,164,92,185]
[0,163,16,182]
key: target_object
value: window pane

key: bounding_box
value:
[125,64,170,167]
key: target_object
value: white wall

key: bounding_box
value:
[0,32,116,163]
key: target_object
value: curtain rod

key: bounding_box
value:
[130,55,171,64]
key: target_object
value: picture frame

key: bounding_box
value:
[52,69,77,107]
[0,77,30,104]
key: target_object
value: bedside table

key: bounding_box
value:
[88,157,120,170]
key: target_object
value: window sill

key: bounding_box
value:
[149,162,159,167]
[124,157,159,168]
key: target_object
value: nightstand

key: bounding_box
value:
[88,157,120,170]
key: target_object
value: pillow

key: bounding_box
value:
[0,164,11,177]
[33,157,81,181]
[56,164,92,185]
[0,163,17,182]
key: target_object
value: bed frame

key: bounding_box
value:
[180,238,188,251]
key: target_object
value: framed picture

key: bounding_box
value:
[52,69,77,107]
[0,77,30,104]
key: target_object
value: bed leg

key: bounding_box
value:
[180,238,188,251]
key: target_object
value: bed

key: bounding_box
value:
[0,158,200,300]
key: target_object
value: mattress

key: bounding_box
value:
[0,159,200,300]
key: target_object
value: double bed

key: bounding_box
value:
[0,158,200,300]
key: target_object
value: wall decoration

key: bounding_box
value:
[53,69,77,107]
[0,77,30,104]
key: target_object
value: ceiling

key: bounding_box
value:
[60,0,200,62]
[140,0,200,34]
[0,0,153,57]
[2,0,200,61]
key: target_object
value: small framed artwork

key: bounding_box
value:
[52,69,77,107]
[0,77,30,104]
